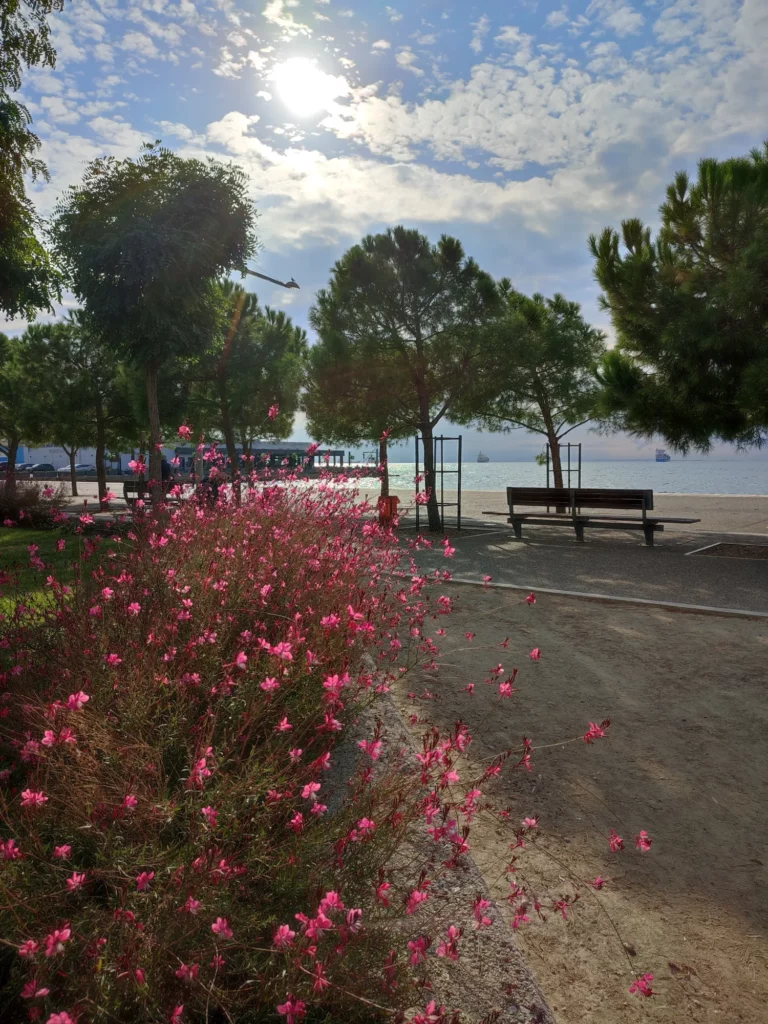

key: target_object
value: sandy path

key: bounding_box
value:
[393,588,768,1023]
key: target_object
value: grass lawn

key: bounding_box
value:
[0,528,122,613]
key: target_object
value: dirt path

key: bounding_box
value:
[395,588,768,1023]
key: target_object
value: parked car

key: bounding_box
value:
[56,463,96,477]
[0,463,34,474]
[29,463,57,473]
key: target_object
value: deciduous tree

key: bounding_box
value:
[50,143,257,499]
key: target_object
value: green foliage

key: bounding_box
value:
[590,142,768,451]
[187,280,306,475]
[0,1,68,319]
[50,142,259,487]
[309,226,499,525]
[456,288,605,442]
[0,97,61,319]
[0,1,67,92]
[50,143,257,370]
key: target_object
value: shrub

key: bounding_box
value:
[0,481,68,530]
[0,480,462,1022]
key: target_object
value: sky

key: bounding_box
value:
[9,0,768,462]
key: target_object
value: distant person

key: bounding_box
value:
[161,456,174,496]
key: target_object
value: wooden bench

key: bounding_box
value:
[123,481,182,508]
[483,487,700,546]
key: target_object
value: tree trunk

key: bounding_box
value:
[420,421,442,532]
[539,397,566,511]
[3,436,19,501]
[145,363,162,503]
[95,402,107,505]
[379,436,389,499]
[64,445,78,497]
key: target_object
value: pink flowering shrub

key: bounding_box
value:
[0,462,654,1021]
[0,481,68,529]
[0,479,461,1021]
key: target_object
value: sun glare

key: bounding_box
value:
[270,57,348,117]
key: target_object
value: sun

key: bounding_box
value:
[270,57,349,117]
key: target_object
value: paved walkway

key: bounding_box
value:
[410,523,768,614]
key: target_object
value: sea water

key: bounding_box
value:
[367,460,768,495]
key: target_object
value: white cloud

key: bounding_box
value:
[396,47,424,76]
[547,6,569,27]
[120,31,160,59]
[372,39,391,50]
[470,14,490,54]
[93,43,114,63]
[416,33,437,45]
[40,96,81,124]
[262,0,312,38]
[588,0,644,37]
[385,6,403,22]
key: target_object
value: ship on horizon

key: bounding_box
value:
[655,448,671,462]
[477,451,490,463]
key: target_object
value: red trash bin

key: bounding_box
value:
[377,495,400,526]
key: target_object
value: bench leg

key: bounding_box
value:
[574,522,585,543]
[643,525,655,546]
[512,520,523,541]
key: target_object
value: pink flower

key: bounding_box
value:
[357,817,375,836]
[169,1006,184,1023]
[101,587,114,601]
[123,794,138,811]
[608,828,624,852]
[635,830,653,853]
[408,935,430,965]
[358,738,383,760]
[178,424,193,440]
[522,816,539,829]
[19,939,39,958]
[288,748,303,763]
[54,845,72,860]
[46,1014,76,1024]
[127,602,142,616]
[629,972,655,997]
[136,870,155,891]
[273,924,296,949]
[2,838,21,860]
[260,676,279,693]
[235,651,248,671]
[346,907,363,933]
[211,917,233,940]
[375,881,391,906]
[406,888,430,915]
[512,910,530,929]
[42,729,57,746]
[268,404,279,421]
[175,963,200,983]
[275,717,292,733]
[44,925,71,956]
[584,721,607,744]
[104,653,122,667]
[529,648,541,661]
[66,871,87,892]
[442,539,456,558]
[525,592,536,605]
[436,924,461,961]
[56,539,66,552]
[201,806,219,827]
[301,782,321,800]
[473,896,493,929]
[590,876,607,890]
[312,962,330,993]
[21,789,48,809]
[21,979,50,999]
[183,897,201,915]
[66,691,89,710]
[277,995,306,1023]
[289,811,304,833]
